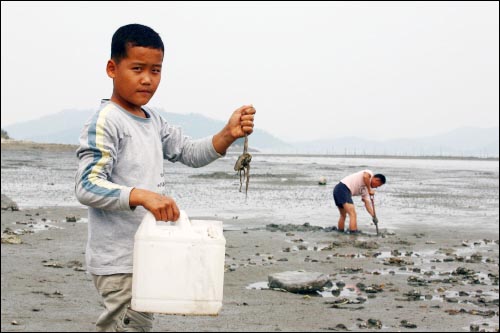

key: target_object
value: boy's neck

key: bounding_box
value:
[110,97,147,118]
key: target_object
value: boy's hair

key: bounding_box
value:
[111,24,164,63]
[374,174,386,184]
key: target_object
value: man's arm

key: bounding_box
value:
[363,197,375,216]
[363,172,375,196]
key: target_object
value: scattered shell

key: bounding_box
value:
[43,262,64,268]
[1,234,22,244]
[367,319,382,329]
[400,320,417,328]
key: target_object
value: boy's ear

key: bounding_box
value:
[106,59,117,79]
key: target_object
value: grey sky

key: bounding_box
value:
[1,1,498,141]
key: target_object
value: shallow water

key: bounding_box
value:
[1,150,498,233]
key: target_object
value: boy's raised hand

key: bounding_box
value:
[212,105,256,155]
[228,105,256,139]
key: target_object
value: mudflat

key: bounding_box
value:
[1,207,498,332]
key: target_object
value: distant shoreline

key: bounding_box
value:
[1,139,78,152]
[231,152,499,161]
[2,139,498,161]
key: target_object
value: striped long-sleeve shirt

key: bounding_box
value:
[75,100,221,275]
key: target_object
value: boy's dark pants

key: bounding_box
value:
[92,274,154,332]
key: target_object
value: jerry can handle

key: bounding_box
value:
[141,210,192,233]
[176,210,192,230]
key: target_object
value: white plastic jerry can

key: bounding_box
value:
[131,210,226,315]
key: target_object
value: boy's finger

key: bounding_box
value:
[239,105,256,116]
[159,209,168,222]
[243,106,256,115]
[166,206,175,222]
[241,120,254,128]
[242,126,254,134]
[172,206,180,222]
[235,105,252,115]
[241,114,255,121]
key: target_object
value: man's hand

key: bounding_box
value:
[372,216,379,224]
[129,188,180,222]
[213,105,256,154]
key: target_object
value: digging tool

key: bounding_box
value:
[370,194,379,235]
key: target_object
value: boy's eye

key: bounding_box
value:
[132,67,142,71]
[152,68,161,73]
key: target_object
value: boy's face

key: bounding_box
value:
[107,46,163,112]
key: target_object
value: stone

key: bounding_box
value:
[66,216,77,223]
[354,241,379,250]
[400,320,417,328]
[367,319,382,329]
[470,324,480,332]
[1,234,22,244]
[268,271,330,293]
[1,194,19,211]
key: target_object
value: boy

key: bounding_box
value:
[332,170,386,233]
[75,23,255,332]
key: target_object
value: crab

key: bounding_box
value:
[234,134,252,198]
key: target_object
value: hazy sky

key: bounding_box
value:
[2,1,498,141]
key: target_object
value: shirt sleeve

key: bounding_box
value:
[158,114,223,168]
[74,108,133,211]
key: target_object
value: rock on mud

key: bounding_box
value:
[268,271,330,293]
[354,240,379,249]
[1,234,22,244]
[1,194,19,211]
[266,223,325,232]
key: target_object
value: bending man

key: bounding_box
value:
[333,170,386,233]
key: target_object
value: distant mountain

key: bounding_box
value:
[4,109,96,145]
[1,128,10,139]
[4,110,498,157]
[290,127,499,157]
[3,108,290,152]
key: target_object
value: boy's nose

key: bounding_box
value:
[140,74,152,85]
